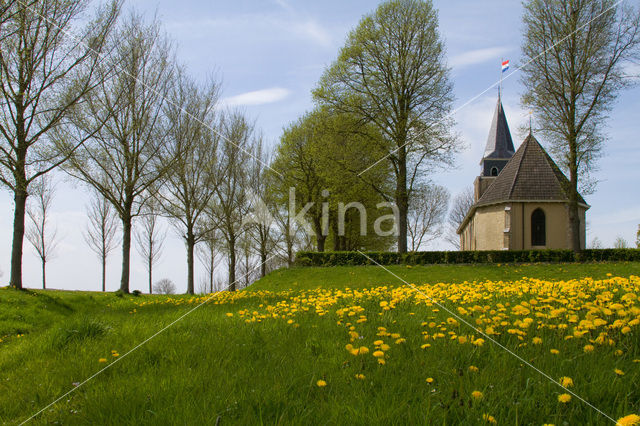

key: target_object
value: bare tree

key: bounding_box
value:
[197,228,220,294]
[211,111,253,291]
[636,225,639,248]
[521,0,640,251]
[445,187,474,249]
[613,236,628,249]
[407,184,450,251]
[588,236,603,249]
[159,69,220,294]
[245,137,278,277]
[84,187,120,291]
[26,174,58,289]
[154,278,175,295]
[0,0,120,289]
[135,200,166,294]
[64,13,174,293]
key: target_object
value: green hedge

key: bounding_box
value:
[295,248,640,267]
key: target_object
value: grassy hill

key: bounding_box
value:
[1,262,640,424]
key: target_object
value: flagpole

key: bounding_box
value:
[499,57,503,98]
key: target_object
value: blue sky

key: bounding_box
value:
[1,0,638,292]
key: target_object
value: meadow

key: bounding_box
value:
[1,262,640,425]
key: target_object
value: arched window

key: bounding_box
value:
[531,208,546,246]
[490,167,499,176]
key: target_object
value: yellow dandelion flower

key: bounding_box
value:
[483,413,497,424]
[469,365,479,373]
[559,376,573,387]
[358,346,369,355]
[380,343,391,351]
[374,340,383,346]
[558,393,571,403]
[355,374,365,380]
[425,377,434,384]
[550,349,560,355]
[458,336,468,344]
[316,380,327,387]
[395,338,406,344]
[472,338,485,347]
[615,349,624,356]
[98,358,107,363]
[421,343,431,349]
[471,390,484,400]
[583,344,595,353]
[616,414,640,426]
[615,368,625,376]
[225,313,233,317]
[532,337,542,344]
[377,358,386,365]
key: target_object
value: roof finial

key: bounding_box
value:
[528,110,533,135]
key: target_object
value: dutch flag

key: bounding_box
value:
[501,60,510,72]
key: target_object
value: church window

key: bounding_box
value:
[531,208,546,246]
[490,167,499,176]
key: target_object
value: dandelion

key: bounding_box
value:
[380,344,391,351]
[421,343,431,349]
[425,377,434,384]
[483,413,497,424]
[559,377,573,387]
[550,349,560,355]
[395,338,406,344]
[225,313,233,317]
[583,344,595,353]
[614,368,625,376]
[355,374,365,380]
[532,337,542,344]
[616,414,640,426]
[316,380,327,387]
[558,393,571,403]
[469,365,479,373]
[472,338,485,347]
[377,358,386,365]
[358,346,369,355]
[98,358,107,363]
[615,349,624,356]
[373,340,383,346]
[471,390,484,400]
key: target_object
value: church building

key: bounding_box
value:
[457,97,589,251]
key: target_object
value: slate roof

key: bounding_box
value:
[477,133,587,206]
[482,98,515,161]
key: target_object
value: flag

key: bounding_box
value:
[501,60,510,72]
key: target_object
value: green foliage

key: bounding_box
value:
[296,248,640,266]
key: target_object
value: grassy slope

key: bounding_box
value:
[0,262,639,425]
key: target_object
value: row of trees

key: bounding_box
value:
[0,1,302,294]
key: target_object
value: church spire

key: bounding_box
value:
[480,97,516,176]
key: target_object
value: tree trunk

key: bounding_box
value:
[148,251,152,294]
[120,213,132,293]
[396,145,408,254]
[313,218,326,252]
[42,259,46,289]
[209,249,214,293]
[10,188,27,290]
[260,240,267,278]
[186,228,195,294]
[102,254,106,292]
[228,234,236,291]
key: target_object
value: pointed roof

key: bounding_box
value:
[482,97,515,161]
[458,134,589,234]
[477,133,587,206]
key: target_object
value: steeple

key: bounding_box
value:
[480,95,515,177]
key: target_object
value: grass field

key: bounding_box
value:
[1,262,640,425]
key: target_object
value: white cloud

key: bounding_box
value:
[221,87,291,107]
[450,46,511,69]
